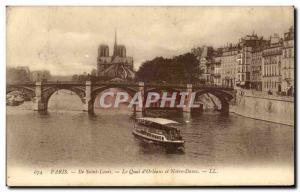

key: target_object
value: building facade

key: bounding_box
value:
[199,46,215,84]
[262,34,283,93]
[97,31,135,81]
[251,46,263,90]
[213,49,222,85]
[220,44,239,87]
[236,34,267,88]
[281,27,294,95]
[191,27,294,96]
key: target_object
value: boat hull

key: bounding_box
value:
[132,130,184,149]
[6,100,23,106]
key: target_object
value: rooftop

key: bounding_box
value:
[137,117,179,125]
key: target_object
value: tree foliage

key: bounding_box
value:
[7,67,31,83]
[135,53,199,84]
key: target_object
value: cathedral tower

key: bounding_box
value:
[113,30,118,57]
[97,30,134,80]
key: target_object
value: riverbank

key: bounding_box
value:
[230,89,294,126]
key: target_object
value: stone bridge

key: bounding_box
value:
[6,81,235,115]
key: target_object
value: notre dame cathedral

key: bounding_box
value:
[97,31,135,81]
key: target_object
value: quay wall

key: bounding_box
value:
[230,90,294,126]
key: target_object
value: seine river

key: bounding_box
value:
[7,91,294,170]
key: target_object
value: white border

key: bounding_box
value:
[1,0,298,191]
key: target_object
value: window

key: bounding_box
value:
[270,66,273,76]
[271,81,273,88]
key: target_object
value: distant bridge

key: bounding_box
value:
[6,81,235,114]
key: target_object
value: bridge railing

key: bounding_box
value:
[6,81,35,86]
[7,80,234,90]
[143,82,233,89]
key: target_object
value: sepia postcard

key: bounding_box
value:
[6,6,295,186]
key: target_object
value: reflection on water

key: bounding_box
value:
[6,92,294,169]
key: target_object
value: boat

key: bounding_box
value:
[6,95,24,106]
[7,99,19,106]
[14,95,24,103]
[133,117,184,150]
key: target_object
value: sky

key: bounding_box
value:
[7,6,294,76]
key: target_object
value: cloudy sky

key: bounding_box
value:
[7,6,293,75]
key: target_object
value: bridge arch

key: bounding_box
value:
[144,87,183,110]
[194,88,234,115]
[42,87,86,110]
[89,86,139,114]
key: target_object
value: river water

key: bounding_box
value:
[7,91,294,170]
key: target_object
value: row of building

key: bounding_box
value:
[7,66,51,83]
[192,27,294,96]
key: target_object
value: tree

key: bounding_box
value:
[7,67,31,83]
[91,69,97,77]
[30,70,52,82]
[135,53,199,84]
[72,74,79,81]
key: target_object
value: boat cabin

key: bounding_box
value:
[135,117,182,141]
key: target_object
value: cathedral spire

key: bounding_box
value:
[115,29,117,46]
[113,29,118,56]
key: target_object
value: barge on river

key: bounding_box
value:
[133,117,184,149]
